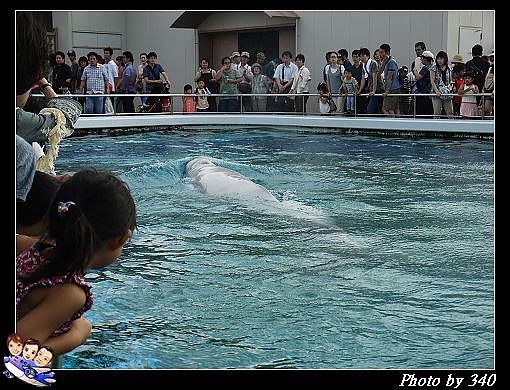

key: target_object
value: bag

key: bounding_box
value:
[135,79,143,93]
[104,96,114,114]
[439,83,453,100]
[238,83,252,94]
[328,97,337,112]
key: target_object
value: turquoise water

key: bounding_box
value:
[56,128,494,369]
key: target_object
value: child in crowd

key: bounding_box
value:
[16,168,137,356]
[458,71,479,118]
[182,84,196,113]
[195,78,210,112]
[317,82,336,114]
[340,68,359,114]
[398,66,412,115]
[60,81,72,95]
[452,63,466,116]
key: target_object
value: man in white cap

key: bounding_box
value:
[413,50,434,116]
[231,51,241,71]
[238,51,253,112]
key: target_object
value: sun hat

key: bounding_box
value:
[251,63,262,70]
[421,50,434,59]
[256,52,266,59]
[241,51,250,58]
[231,51,240,58]
[451,54,464,63]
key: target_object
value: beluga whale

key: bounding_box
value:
[185,157,278,202]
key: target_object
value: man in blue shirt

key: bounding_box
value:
[119,51,137,112]
[142,51,170,93]
[379,44,401,117]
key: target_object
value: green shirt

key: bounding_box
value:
[219,68,240,100]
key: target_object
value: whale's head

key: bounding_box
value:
[186,157,216,177]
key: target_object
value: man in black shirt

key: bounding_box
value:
[51,51,72,94]
[465,44,490,103]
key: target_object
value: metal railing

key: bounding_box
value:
[32,92,494,120]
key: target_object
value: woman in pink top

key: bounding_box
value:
[16,168,137,356]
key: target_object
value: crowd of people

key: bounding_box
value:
[46,41,494,118]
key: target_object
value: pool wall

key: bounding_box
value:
[73,114,494,139]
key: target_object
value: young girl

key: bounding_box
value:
[458,71,479,118]
[16,168,137,356]
[452,63,466,116]
[317,82,335,114]
[182,84,196,113]
[340,68,359,114]
[195,78,210,112]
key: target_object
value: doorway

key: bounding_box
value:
[459,26,482,62]
[238,30,279,65]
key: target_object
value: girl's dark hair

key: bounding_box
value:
[221,56,231,65]
[453,63,466,73]
[79,56,88,64]
[16,12,50,95]
[22,169,137,283]
[435,50,449,64]
[199,57,210,66]
[463,70,474,79]
[184,84,193,92]
[17,171,61,228]
[317,82,329,93]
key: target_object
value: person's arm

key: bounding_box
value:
[458,83,466,95]
[37,78,58,99]
[16,283,87,354]
[194,70,202,82]
[43,317,92,356]
[430,69,440,96]
[16,235,39,257]
[357,75,366,96]
[215,67,223,81]
[384,70,395,96]
[274,65,284,90]
[370,71,378,95]
[160,70,170,85]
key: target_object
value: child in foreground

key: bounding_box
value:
[16,168,137,356]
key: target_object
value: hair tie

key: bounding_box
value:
[57,201,76,216]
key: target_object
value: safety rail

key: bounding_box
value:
[31,92,494,120]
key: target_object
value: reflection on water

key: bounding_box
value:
[55,129,493,368]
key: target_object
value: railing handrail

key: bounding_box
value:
[31,92,494,98]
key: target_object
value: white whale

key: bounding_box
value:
[186,157,278,202]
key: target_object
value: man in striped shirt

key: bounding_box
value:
[79,52,110,114]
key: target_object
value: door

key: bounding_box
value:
[238,30,279,66]
[459,26,482,61]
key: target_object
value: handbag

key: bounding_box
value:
[438,82,452,100]
[328,97,337,112]
[135,79,143,93]
[104,96,114,114]
[238,83,252,94]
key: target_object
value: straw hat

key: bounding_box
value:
[231,51,240,58]
[451,54,464,63]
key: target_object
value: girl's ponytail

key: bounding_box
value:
[20,168,136,283]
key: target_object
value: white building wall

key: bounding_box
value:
[51,11,494,114]
[125,11,197,111]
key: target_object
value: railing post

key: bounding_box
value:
[481,95,485,120]
[240,95,243,114]
[413,95,416,119]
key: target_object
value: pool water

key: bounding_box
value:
[56,128,494,368]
